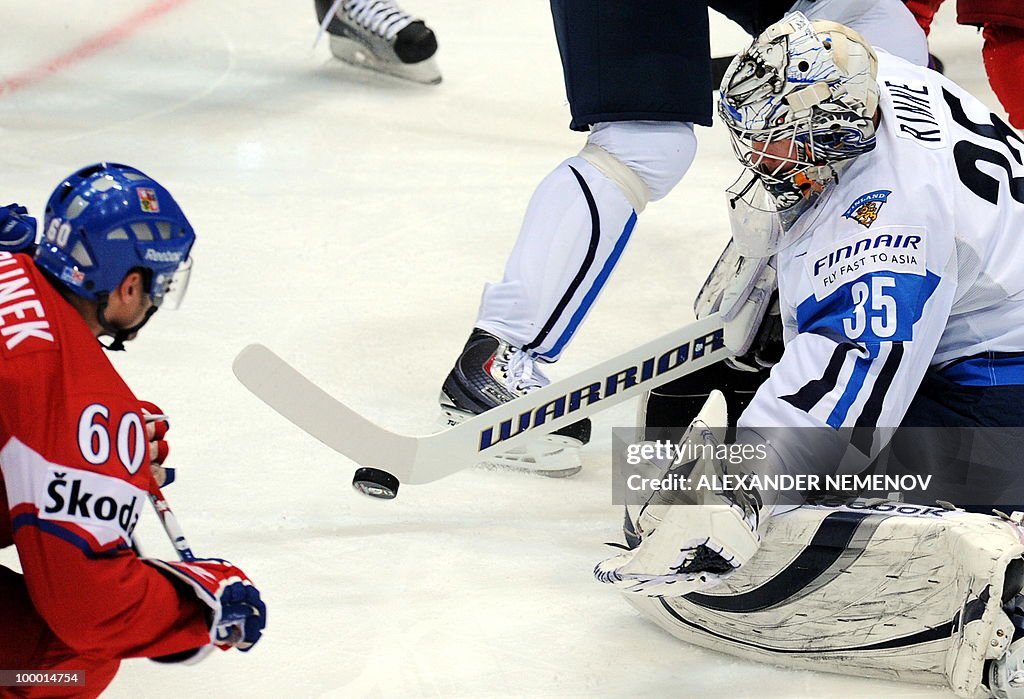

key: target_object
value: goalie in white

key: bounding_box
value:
[597,13,1024,698]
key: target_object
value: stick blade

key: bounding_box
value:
[232,344,416,480]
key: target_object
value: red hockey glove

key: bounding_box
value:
[140,400,174,486]
[145,558,266,651]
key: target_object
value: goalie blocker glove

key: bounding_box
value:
[145,558,266,656]
[693,238,782,371]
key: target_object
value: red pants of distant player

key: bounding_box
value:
[903,0,1024,129]
[0,566,120,699]
[981,24,1024,129]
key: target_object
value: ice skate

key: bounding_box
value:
[440,329,590,477]
[314,0,441,85]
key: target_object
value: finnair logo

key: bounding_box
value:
[807,226,926,300]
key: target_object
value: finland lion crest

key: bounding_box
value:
[843,190,891,228]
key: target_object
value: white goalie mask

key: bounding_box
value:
[718,12,879,256]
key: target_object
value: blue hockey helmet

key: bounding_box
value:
[35,163,195,308]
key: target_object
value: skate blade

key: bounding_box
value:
[477,433,583,478]
[328,35,442,85]
[438,409,583,478]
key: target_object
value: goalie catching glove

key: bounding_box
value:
[595,391,768,596]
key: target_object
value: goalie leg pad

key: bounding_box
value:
[620,500,1024,697]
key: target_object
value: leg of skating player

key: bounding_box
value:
[896,0,949,70]
[439,0,710,477]
[440,121,698,476]
[948,1,1024,128]
[898,0,949,73]
[980,24,1024,130]
[795,0,930,66]
[710,0,931,86]
[959,0,1024,133]
[314,0,440,84]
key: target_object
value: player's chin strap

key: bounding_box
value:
[95,294,159,352]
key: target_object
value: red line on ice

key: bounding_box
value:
[0,0,190,96]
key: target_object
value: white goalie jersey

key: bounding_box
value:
[738,50,1024,473]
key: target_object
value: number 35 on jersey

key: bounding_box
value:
[799,226,939,346]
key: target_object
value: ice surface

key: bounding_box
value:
[0,1,1000,696]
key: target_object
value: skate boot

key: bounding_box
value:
[440,329,591,477]
[314,0,441,85]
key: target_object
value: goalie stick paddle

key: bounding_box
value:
[232,313,729,492]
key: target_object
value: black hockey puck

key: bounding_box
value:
[352,467,400,499]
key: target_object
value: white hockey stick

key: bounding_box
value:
[232,314,729,492]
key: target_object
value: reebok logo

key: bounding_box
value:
[143,249,183,263]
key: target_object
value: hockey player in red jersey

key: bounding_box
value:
[0,163,266,698]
